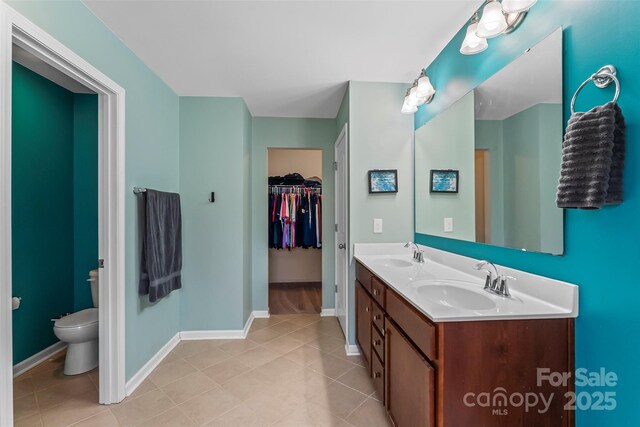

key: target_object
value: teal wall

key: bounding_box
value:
[251,117,336,312]
[73,94,99,311]
[415,91,475,241]
[346,82,415,343]
[7,0,182,380]
[414,2,640,424]
[11,62,75,364]
[179,97,250,331]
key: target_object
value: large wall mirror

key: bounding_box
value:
[415,28,564,255]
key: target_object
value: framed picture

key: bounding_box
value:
[430,169,459,193]
[368,169,398,194]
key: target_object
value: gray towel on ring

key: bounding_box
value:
[556,102,625,209]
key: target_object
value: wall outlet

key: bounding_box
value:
[444,217,453,233]
[373,218,383,234]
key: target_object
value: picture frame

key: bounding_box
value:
[368,169,398,194]
[430,169,459,193]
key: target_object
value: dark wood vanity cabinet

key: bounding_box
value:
[355,261,575,427]
[355,281,372,367]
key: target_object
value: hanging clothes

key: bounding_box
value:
[268,182,321,250]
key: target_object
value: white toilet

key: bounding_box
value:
[53,269,99,375]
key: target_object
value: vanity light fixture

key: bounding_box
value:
[476,0,508,38]
[460,13,488,55]
[460,0,537,55]
[501,0,537,13]
[401,72,436,114]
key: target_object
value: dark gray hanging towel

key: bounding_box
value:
[556,102,619,209]
[139,189,182,302]
[605,104,626,204]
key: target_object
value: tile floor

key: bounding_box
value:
[13,314,391,426]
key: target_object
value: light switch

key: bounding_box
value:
[373,218,383,234]
[444,217,453,233]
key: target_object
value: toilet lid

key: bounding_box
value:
[55,308,98,328]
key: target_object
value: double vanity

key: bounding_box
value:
[354,243,578,427]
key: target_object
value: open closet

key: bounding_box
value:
[267,148,323,314]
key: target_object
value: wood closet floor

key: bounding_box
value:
[269,282,322,314]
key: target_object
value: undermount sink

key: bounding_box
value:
[374,258,414,268]
[415,281,496,311]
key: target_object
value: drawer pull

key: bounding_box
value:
[374,314,381,320]
[373,289,380,296]
[374,339,382,346]
[374,371,381,378]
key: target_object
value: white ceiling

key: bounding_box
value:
[84,0,482,118]
[474,28,563,120]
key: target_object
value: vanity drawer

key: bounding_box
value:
[386,289,436,361]
[371,302,385,334]
[356,262,373,293]
[371,276,386,308]
[371,351,385,402]
[372,322,385,362]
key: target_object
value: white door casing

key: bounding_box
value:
[0,4,126,425]
[334,124,348,337]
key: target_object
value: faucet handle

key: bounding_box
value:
[496,275,515,297]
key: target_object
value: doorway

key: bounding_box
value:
[474,149,491,243]
[267,148,323,314]
[0,5,126,424]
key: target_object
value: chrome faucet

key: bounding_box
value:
[404,242,425,263]
[474,260,514,297]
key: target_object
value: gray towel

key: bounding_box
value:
[556,101,626,209]
[139,189,182,302]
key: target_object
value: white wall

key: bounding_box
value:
[347,81,415,343]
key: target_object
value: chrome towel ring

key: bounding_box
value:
[570,65,620,114]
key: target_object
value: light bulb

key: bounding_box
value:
[501,0,537,13]
[476,1,508,38]
[416,75,435,98]
[460,22,488,55]
[407,86,420,107]
[401,98,417,114]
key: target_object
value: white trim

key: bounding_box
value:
[320,308,336,317]
[13,342,67,378]
[124,333,179,397]
[252,310,270,318]
[334,123,349,339]
[0,5,126,423]
[345,344,361,356]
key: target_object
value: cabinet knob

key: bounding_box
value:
[373,289,379,296]
[365,307,370,312]
[374,339,381,346]
[374,315,381,320]
[374,372,381,378]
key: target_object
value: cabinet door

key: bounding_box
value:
[355,281,372,366]
[385,319,435,427]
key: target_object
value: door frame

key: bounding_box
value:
[0,4,126,424]
[334,124,349,341]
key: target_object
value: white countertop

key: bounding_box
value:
[354,243,578,323]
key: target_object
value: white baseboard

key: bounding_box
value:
[252,310,270,318]
[125,332,180,397]
[345,343,361,356]
[13,341,67,378]
[320,308,336,317]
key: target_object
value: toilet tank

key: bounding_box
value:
[88,269,99,308]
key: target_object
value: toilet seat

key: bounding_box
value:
[55,308,98,328]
